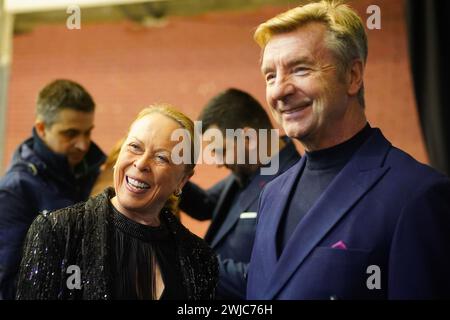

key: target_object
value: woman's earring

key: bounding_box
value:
[174,188,182,197]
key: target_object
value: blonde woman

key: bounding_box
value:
[17,104,218,300]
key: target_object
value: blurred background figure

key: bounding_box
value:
[179,88,300,299]
[0,79,105,299]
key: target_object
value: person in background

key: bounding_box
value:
[180,88,300,299]
[0,79,105,300]
[16,104,218,300]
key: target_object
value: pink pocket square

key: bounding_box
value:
[331,240,347,250]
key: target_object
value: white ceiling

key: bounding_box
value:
[4,0,166,14]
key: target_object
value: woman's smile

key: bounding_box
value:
[125,175,151,194]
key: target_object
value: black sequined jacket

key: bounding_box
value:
[16,188,218,300]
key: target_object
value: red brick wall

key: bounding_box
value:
[4,0,428,237]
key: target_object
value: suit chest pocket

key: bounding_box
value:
[300,247,372,299]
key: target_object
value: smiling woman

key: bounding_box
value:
[15,104,218,300]
[112,105,196,222]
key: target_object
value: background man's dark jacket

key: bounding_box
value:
[0,130,105,299]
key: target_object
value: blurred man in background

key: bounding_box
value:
[180,88,300,299]
[0,79,105,299]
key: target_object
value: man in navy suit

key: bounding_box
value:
[247,0,450,299]
[179,88,300,299]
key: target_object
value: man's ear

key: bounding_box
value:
[35,120,47,139]
[347,59,364,97]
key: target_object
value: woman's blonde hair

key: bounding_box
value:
[124,103,196,214]
[254,0,368,107]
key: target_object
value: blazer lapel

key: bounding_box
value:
[258,157,307,279]
[264,129,391,299]
[204,177,237,243]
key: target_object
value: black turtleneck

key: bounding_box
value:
[277,124,373,255]
[109,204,186,300]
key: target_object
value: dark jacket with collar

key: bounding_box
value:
[180,137,300,299]
[0,130,105,299]
[16,188,218,300]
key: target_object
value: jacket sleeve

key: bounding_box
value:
[217,255,248,299]
[199,251,219,300]
[0,188,37,300]
[179,180,226,221]
[16,214,63,300]
[388,178,450,299]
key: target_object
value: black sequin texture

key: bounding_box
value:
[16,187,218,300]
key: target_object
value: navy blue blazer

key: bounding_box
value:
[180,138,300,299]
[247,129,450,300]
